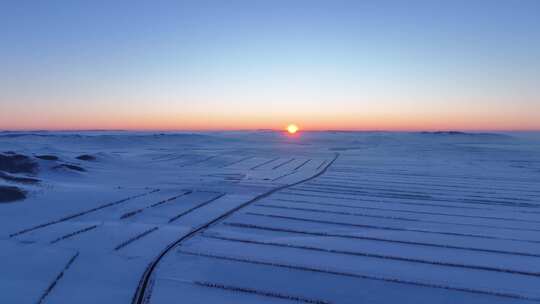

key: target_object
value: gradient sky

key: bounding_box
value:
[1,0,539,131]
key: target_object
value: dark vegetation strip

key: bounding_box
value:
[319,178,540,199]
[255,204,415,222]
[291,186,434,201]
[245,212,540,244]
[301,184,540,208]
[331,167,540,185]
[272,158,295,170]
[321,172,540,193]
[131,153,339,304]
[179,250,540,302]
[316,160,327,170]
[293,159,311,171]
[319,175,522,194]
[168,193,226,223]
[283,188,540,209]
[318,179,540,201]
[224,222,540,258]
[201,234,540,277]
[9,189,159,238]
[120,191,192,219]
[297,185,434,201]
[254,204,540,233]
[0,171,40,184]
[53,164,86,172]
[0,185,27,202]
[273,198,540,224]
[298,184,424,198]
[302,182,429,196]
[250,157,280,170]
[220,156,254,168]
[0,153,38,174]
[195,189,225,195]
[151,191,192,208]
[192,280,331,304]
[461,197,540,207]
[276,192,497,212]
[302,181,535,202]
[272,171,298,182]
[114,227,159,251]
[327,168,539,185]
[35,155,59,161]
[466,194,536,202]
[179,155,217,167]
[36,252,79,304]
[50,225,99,244]
[311,178,540,199]
[151,153,176,161]
[322,170,537,187]
[278,191,540,215]
[152,154,188,162]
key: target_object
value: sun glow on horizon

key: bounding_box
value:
[287,124,299,134]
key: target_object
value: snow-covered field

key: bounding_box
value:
[1,131,540,303]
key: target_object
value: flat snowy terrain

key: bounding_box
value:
[1,131,540,303]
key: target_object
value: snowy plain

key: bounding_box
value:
[1,131,540,304]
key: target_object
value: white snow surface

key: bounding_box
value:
[1,131,540,304]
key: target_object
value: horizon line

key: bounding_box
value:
[1,128,539,133]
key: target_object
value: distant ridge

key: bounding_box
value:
[418,131,512,139]
[0,129,127,133]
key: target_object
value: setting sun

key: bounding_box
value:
[287,124,299,134]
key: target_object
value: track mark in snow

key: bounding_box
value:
[201,234,540,277]
[223,222,540,258]
[272,158,295,170]
[178,250,540,302]
[9,189,159,238]
[250,157,280,170]
[220,156,254,168]
[272,171,298,182]
[50,225,99,244]
[37,252,79,304]
[168,193,226,223]
[179,155,217,167]
[142,278,156,304]
[115,227,159,251]
[191,280,331,304]
[120,191,192,219]
[293,159,311,171]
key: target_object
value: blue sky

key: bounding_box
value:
[1,0,539,130]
